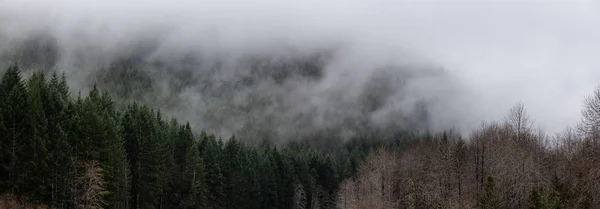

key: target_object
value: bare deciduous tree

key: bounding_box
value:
[505,102,533,141]
[0,193,52,209]
[580,86,600,144]
[336,90,600,209]
[293,184,307,209]
[74,160,108,209]
[337,148,399,209]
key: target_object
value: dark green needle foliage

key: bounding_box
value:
[0,65,400,209]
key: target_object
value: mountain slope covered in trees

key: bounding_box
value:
[1,62,600,209]
[0,32,463,145]
[0,65,389,208]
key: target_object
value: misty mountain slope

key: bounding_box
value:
[0,30,466,145]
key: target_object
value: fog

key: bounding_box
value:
[1,0,599,142]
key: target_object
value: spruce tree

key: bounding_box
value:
[155,112,176,209]
[20,71,52,203]
[243,149,262,209]
[199,132,225,208]
[161,119,183,207]
[259,149,280,209]
[47,71,75,208]
[69,86,129,208]
[182,140,204,208]
[273,149,296,209]
[223,135,244,209]
[0,65,31,193]
[122,104,166,209]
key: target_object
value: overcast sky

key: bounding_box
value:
[1,0,599,134]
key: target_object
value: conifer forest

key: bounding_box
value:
[1,62,600,209]
[2,0,600,208]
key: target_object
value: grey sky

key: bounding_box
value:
[1,0,599,135]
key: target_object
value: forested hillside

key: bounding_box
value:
[0,30,461,145]
[336,99,600,209]
[1,65,409,208]
[1,61,600,209]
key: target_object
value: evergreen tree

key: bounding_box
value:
[259,148,280,209]
[223,135,244,209]
[199,132,225,208]
[273,149,296,209]
[528,187,563,209]
[182,140,204,208]
[242,150,262,209]
[155,112,176,209]
[69,85,129,208]
[123,103,166,209]
[0,65,31,193]
[47,71,75,208]
[160,119,182,208]
[19,71,52,203]
[478,176,503,209]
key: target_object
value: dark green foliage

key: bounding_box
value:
[0,65,31,193]
[0,65,369,209]
[199,132,225,208]
[181,140,204,208]
[47,71,76,208]
[19,71,52,202]
[273,149,296,209]
[528,187,563,209]
[478,176,503,209]
[69,85,130,208]
[158,119,180,208]
[122,103,166,209]
[223,136,245,209]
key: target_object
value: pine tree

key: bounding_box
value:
[123,104,167,209]
[259,149,280,209]
[182,140,204,208]
[46,71,75,208]
[69,85,129,208]
[155,112,176,209]
[245,151,263,209]
[19,71,52,203]
[273,149,296,209]
[0,65,31,193]
[199,132,225,208]
[161,119,182,208]
[223,135,244,209]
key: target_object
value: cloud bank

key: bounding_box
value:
[1,0,599,142]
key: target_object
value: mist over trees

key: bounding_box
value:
[0,65,373,208]
[0,27,467,145]
[0,0,599,208]
[336,101,600,209]
[1,55,600,209]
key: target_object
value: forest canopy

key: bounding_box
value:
[1,63,600,209]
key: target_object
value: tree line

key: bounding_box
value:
[0,65,392,209]
[337,101,600,209]
[3,63,600,209]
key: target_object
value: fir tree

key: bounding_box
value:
[46,71,75,208]
[182,141,204,208]
[0,65,31,193]
[19,71,52,203]
[160,119,182,208]
[223,135,244,209]
[123,104,166,209]
[199,132,225,208]
[69,85,129,208]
